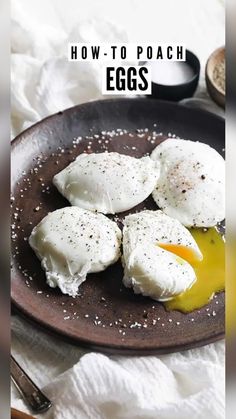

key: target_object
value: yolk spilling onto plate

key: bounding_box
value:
[163,227,225,313]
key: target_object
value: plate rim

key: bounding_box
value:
[12,302,225,355]
[11,97,225,147]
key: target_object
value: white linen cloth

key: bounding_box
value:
[11,1,225,418]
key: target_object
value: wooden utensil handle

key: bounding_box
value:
[11,356,52,414]
[11,408,35,419]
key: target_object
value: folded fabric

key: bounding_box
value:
[12,317,225,419]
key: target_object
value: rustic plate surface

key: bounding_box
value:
[11,98,225,355]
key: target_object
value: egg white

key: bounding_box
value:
[151,139,225,227]
[29,207,122,296]
[122,210,202,301]
[53,152,160,214]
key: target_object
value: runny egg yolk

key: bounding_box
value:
[158,243,202,264]
[160,228,225,313]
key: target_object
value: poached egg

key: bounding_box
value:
[53,152,160,214]
[151,139,225,227]
[122,210,202,301]
[29,207,122,296]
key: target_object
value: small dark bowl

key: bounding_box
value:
[147,50,200,102]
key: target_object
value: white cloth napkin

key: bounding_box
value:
[11,1,225,418]
[12,317,225,419]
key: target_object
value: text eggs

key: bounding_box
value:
[29,207,122,297]
[53,152,160,214]
[122,210,202,301]
[151,139,225,227]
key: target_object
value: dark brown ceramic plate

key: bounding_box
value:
[11,98,225,355]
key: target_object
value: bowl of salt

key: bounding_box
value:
[146,49,200,101]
